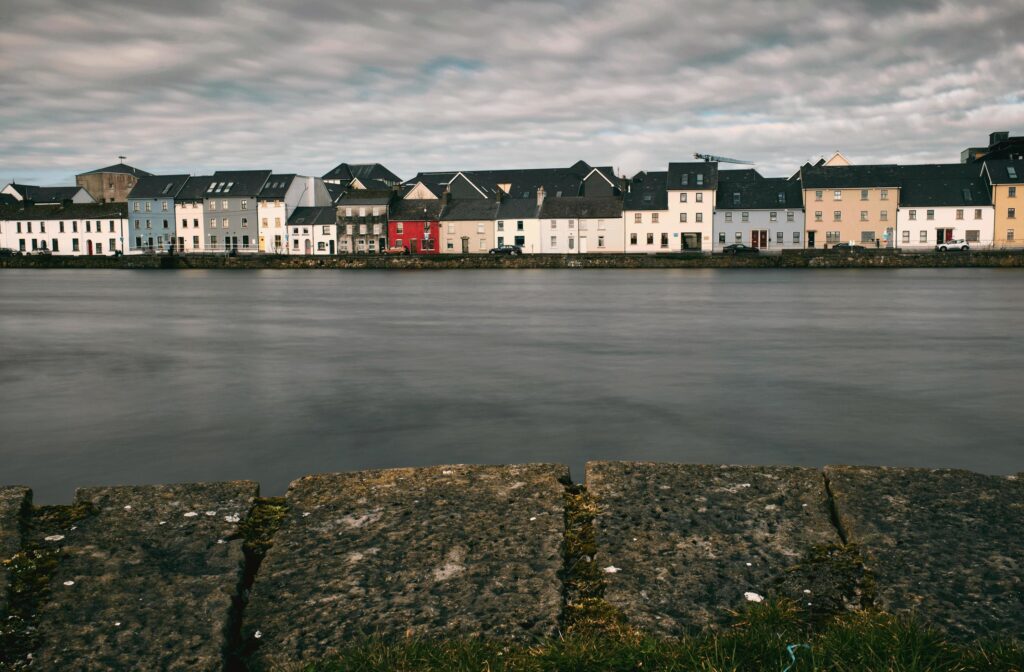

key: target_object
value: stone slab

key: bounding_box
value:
[245,464,568,669]
[0,486,30,616]
[587,462,839,635]
[827,466,1024,639]
[32,481,258,672]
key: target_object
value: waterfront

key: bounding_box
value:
[1,268,1022,502]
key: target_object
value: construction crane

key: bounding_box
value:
[693,153,754,165]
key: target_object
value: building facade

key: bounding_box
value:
[174,176,214,252]
[539,197,624,253]
[201,171,271,253]
[286,207,338,255]
[800,164,900,249]
[1,183,94,205]
[623,171,672,252]
[389,199,443,254]
[337,194,391,254]
[896,164,994,250]
[127,174,189,253]
[257,175,332,254]
[495,196,542,253]
[0,203,128,255]
[76,163,152,203]
[981,160,1023,248]
[713,170,805,252]
[666,162,718,252]
[441,199,498,253]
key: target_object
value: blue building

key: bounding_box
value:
[126,174,190,252]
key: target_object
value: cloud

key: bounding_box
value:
[0,0,1021,185]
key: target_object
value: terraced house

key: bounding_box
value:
[389,199,443,254]
[286,206,338,255]
[495,195,542,253]
[321,162,402,190]
[623,171,669,253]
[0,203,128,255]
[337,192,391,254]
[440,198,498,253]
[981,160,1024,248]
[896,164,993,250]
[1,183,94,205]
[174,176,214,252]
[800,164,900,249]
[713,170,804,252]
[539,197,624,253]
[202,170,271,253]
[256,175,332,254]
[667,162,718,251]
[127,174,189,252]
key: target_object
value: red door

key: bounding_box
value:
[751,230,767,248]
[87,240,93,256]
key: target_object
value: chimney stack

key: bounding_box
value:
[536,185,546,207]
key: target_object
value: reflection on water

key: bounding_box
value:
[1,268,1022,502]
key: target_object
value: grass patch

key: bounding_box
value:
[302,600,1023,671]
[0,502,96,671]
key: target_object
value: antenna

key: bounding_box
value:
[118,155,127,163]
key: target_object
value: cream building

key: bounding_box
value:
[981,160,1024,248]
[623,171,672,252]
[539,197,623,253]
[666,162,718,252]
[800,164,900,248]
[896,164,994,250]
[440,199,498,253]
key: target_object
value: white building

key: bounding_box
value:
[623,171,672,252]
[666,162,718,252]
[1,183,95,205]
[895,164,995,250]
[713,170,805,252]
[0,203,128,255]
[257,175,332,254]
[495,195,542,253]
[287,206,338,255]
[539,197,623,253]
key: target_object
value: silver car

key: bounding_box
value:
[936,239,970,251]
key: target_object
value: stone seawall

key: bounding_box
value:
[1,463,1021,670]
[3,249,1024,270]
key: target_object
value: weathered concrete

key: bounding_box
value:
[587,462,840,635]
[0,487,30,616]
[31,481,258,672]
[244,464,568,670]
[827,466,1024,639]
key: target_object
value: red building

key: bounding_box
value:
[388,199,443,254]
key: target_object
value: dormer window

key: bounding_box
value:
[962,188,972,202]
[681,174,689,186]
[777,192,785,204]
[732,193,740,206]
[696,174,704,186]
[1008,167,1018,179]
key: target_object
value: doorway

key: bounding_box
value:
[580,237,588,253]
[937,228,954,243]
[304,239,312,255]
[329,240,335,255]
[751,229,768,249]
[808,231,816,248]
[410,239,419,254]
[681,233,701,251]
[461,237,469,253]
[87,240,93,256]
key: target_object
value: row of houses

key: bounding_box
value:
[2,132,1022,256]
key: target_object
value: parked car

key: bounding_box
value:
[721,243,759,255]
[33,248,52,256]
[830,242,866,252]
[0,248,18,257]
[384,245,409,255]
[489,245,522,255]
[936,239,970,252]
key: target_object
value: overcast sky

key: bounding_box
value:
[2,0,1022,186]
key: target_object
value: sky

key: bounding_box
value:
[1,0,1022,186]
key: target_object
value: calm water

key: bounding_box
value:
[2,268,1022,503]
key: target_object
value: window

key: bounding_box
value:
[927,210,935,220]
[735,232,742,241]
[1010,187,1017,198]
[446,241,454,250]
[660,233,668,248]
[550,236,557,247]
[477,223,484,234]
[718,232,725,243]
[446,223,454,234]
[515,235,525,246]
[1008,167,1018,179]
[109,238,116,251]
[733,193,741,206]
[770,212,778,222]
[16,222,21,233]
[634,213,642,223]
[966,230,980,242]
[1008,229,1015,241]
[815,190,823,201]
[975,209,982,220]
[880,189,889,201]
[579,221,588,231]
[696,193,703,203]
[696,174,704,186]
[826,231,840,243]
[109,221,115,232]
[778,192,785,204]
[193,236,199,247]
[681,174,689,186]
[680,193,687,203]
[902,230,910,243]
[598,220,606,231]
[956,209,964,220]
[550,220,557,229]
[787,211,794,222]
[182,219,188,228]
[241,200,247,210]
[322,225,330,235]
[860,211,868,221]
[145,202,151,212]
[861,189,869,201]
[834,190,842,201]
[222,200,228,209]
[52,239,58,252]
[861,231,875,243]
[696,213,703,223]
[725,212,733,222]
[568,220,575,229]
[223,218,230,228]
[815,211,822,222]
[793,232,800,244]
[1009,208,1016,219]
[293,239,299,249]
[397,223,404,233]
[833,211,842,222]
[598,236,605,248]
[741,212,749,223]
[880,210,888,221]
[274,217,281,227]
[651,213,659,223]
[680,213,687,223]
[497,236,504,246]
[211,235,218,248]
[646,233,654,245]
[909,210,917,220]
[95,243,102,254]
[27,222,32,233]
[317,242,325,251]
[517,220,524,231]
[920,231,928,242]
[72,239,80,251]
[162,201,168,212]
[59,221,65,233]
[40,222,46,233]
[133,202,140,212]
[497,221,505,231]
[776,231,783,243]
[630,233,637,245]
[210,201,216,211]
[163,219,169,229]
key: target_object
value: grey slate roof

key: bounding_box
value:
[716,170,803,209]
[440,199,499,221]
[800,164,900,189]
[667,162,719,190]
[391,198,444,220]
[496,198,540,219]
[127,174,190,200]
[336,191,393,207]
[6,184,87,203]
[325,182,347,204]
[624,171,668,210]
[0,194,18,206]
[539,197,622,219]
[287,206,337,227]
[0,203,129,219]
[77,163,152,177]
[401,161,618,200]
[898,164,993,207]
[206,170,272,197]
[258,174,296,199]
[323,163,401,185]
[175,176,216,200]
[983,160,1024,184]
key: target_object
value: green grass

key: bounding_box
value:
[301,600,1023,672]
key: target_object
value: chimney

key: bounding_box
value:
[990,131,1010,146]
[536,185,546,207]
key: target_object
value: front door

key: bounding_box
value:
[682,233,701,251]
[329,240,335,255]
[938,228,953,243]
[87,240,93,256]
[580,236,588,253]
[304,239,312,255]
[751,230,768,248]
[410,239,418,254]
[808,231,816,248]
[259,235,265,252]
[461,237,469,253]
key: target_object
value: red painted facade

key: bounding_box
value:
[387,218,440,254]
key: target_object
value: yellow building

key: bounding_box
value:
[981,160,1024,248]
[800,164,900,248]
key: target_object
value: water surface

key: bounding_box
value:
[1,268,1021,502]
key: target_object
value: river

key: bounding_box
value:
[1,268,1021,502]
